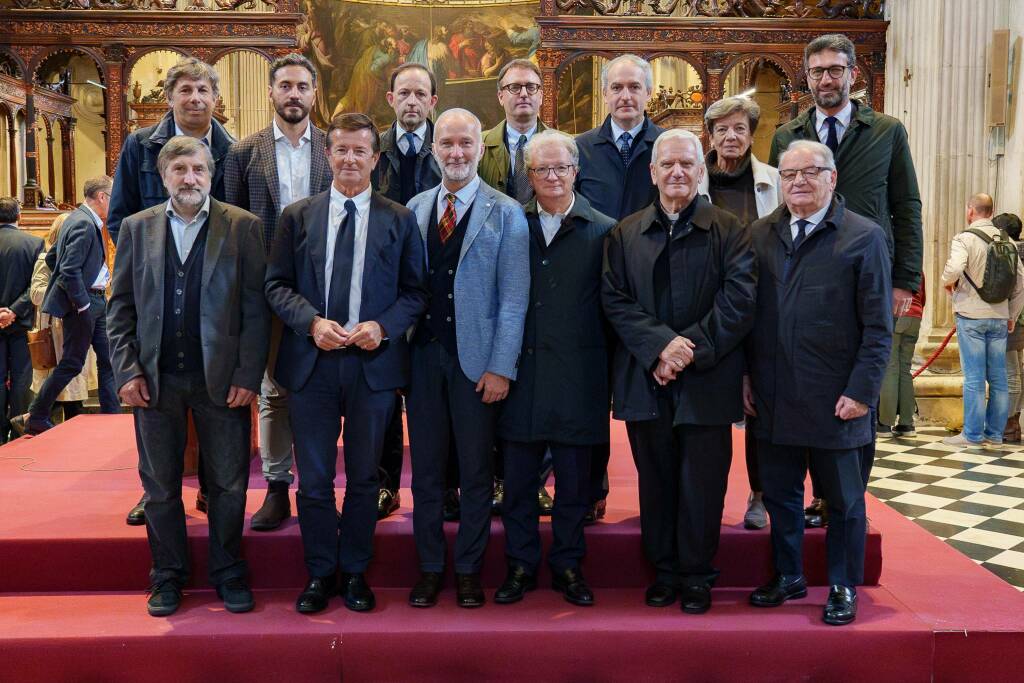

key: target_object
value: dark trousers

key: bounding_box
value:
[758,440,866,587]
[379,393,405,493]
[408,340,497,573]
[626,398,732,588]
[29,292,118,420]
[135,371,251,588]
[289,351,394,577]
[745,418,762,492]
[501,440,590,572]
[589,441,611,503]
[0,332,31,443]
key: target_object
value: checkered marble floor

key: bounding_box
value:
[868,427,1024,590]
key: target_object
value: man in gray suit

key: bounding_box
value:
[224,52,333,532]
[405,108,530,609]
[107,136,270,617]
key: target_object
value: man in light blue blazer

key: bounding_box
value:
[405,108,530,609]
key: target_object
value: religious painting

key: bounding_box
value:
[300,0,541,130]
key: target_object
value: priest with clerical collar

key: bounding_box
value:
[601,128,757,615]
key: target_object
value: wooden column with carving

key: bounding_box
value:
[6,116,16,196]
[536,48,559,129]
[44,118,55,200]
[60,118,75,205]
[705,51,726,115]
[103,44,124,178]
[870,51,886,112]
[22,89,39,208]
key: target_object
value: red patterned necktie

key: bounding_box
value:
[438,192,457,243]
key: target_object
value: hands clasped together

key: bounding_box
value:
[654,335,695,386]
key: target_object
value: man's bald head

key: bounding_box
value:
[968,193,994,217]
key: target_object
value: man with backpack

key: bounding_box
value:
[941,193,1024,447]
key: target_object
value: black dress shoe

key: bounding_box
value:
[147,580,182,617]
[296,576,336,614]
[340,573,375,612]
[217,577,255,613]
[251,480,291,531]
[552,567,594,607]
[456,573,485,608]
[196,491,208,515]
[645,583,678,607]
[377,489,401,520]
[442,489,461,522]
[584,499,607,526]
[494,565,536,604]
[537,487,553,516]
[409,572,443,608]
[491,479,504,516]
[10,414,54,437]
[823,585,857,625]
[125,497,146,526]
[805,498,828,528]
[750,574,808,607]
[680,584,712,614]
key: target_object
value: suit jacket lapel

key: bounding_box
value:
[310,126,331,192]
[414,188,438,248]
[360,193,395,294]
[144,206,167,307]
[202,200,227,290]
[307,191,332,304]
[460,184,496,266]
[258,127,282,217]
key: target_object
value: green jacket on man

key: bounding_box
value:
[478,119,548,197]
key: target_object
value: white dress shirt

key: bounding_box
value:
[538,193,575,246]
[273,119,312,213]
[165,196,211,263]
[396,121,428,156]
[506,122,538,175]
[435,175,481,227]
[325,184,373,329]
[814,100,853,147]
[789,203,830,241]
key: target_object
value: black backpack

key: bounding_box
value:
[963,228,1019,303]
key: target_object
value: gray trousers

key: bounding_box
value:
[879,316,921,427]
[1008,348,1023,416]
[259,371,294,484]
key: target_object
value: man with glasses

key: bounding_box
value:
[745,140,892,626]
[12,176,120,436]
[769,33,922,524]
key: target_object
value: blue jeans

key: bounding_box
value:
[956,315,1009,443]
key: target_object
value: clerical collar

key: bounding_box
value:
[657,196,697,231]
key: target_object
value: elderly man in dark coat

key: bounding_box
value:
[602,128,757,614]
[745,140,892,626]
[495,130,616,607]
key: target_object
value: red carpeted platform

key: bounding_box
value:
[0,415,1022,682]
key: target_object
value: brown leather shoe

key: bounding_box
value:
[251,480,291,531]
[1004,413,1022,443]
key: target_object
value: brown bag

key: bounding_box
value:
[27,327,57,370]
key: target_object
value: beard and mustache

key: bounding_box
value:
[275,98,311,124]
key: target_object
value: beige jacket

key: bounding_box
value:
[941,218,1024,321]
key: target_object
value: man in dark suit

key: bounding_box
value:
[107,136,270,617]
[0,198,43,443]
[265,113,428,615]
[495,130,614,607]
[602,129,757,614]
[746,140,892,626]
[12,177,119,437]
[370,62,443,521]
[575,54,666,523]
[224,52,333,532]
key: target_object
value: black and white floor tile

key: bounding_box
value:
[868,427,1024,590]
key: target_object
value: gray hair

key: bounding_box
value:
[164,57,220,100]
[804,33,856,69]
[704,96,761,134]
[651,128,704,166]
[777,139,835,170]
[82,175,112,199]
[434,107,482,137]
[523,129,579,168]
[600,54,653,92]
[156,135,215,176]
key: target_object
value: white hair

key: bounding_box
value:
[650,128,705,166]
[523,129,579,167]
[778,139,835,170]
[434,107,482,136]
[600,54,654,92]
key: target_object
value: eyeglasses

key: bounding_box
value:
[779,166,831,182]
[501,82,541,95]
[528,165,574,178]
[806,65,851,81]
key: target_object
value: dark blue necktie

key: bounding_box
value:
[403,132,417,159]
[783,219,809,281]
[619,132,633,165]
[824,116,839,157]
[328,199,356,324]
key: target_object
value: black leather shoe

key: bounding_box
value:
[125,496,146,526]
[196,491,208,515]
[442,489,461,522]
[340,573,375,612]
[538,487,553,516]
[494,565,536,604]
[217,578,254,613]
[10,414,54,437]
[805,498,827,528]
[491,479,504,516]
[147,581,182,617]
[251,480,291,531]
[456,573,485,608]
[645,583,677,607]
[296,576,336,614]
[377,489,401,520]
[552,567,594,606]
[409,572,443,608]
[823,585,857,625]
[584,499,607,525]
[680,584,712,614]
[750,574,808,607]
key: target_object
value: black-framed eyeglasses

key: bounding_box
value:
[528,165,574,178]
[779,166,831,182]
[806,65,851,81]
[501,82,541,95]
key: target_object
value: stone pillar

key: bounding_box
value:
[45,120,56,201]
[61,119,76,206]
